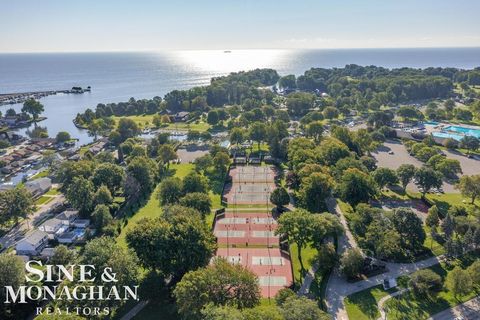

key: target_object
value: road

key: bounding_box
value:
[323,197,445,320]
[429,296,480,320]
[0,194,64,250]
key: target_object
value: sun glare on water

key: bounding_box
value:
[172,49,291,73]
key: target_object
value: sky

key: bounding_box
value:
[1,0,480,53]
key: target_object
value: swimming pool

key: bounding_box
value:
[424,121,439,126]
[444,125,480,139]
[432,131,464,141]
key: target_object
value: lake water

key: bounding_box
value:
[1,48,480,144]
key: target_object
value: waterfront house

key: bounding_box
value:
[16,230,49,256]
[25,177,52,196]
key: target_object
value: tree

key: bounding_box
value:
[414,167,443,197]
[230,127,245,146]
[207,110,220,126]
[467,260,480,289]
[92,163,125,194]
[26,125,48,138]
[276,209,313,273]
[298,172,334,212]
[93,185,113,206]
[55,131,71,143]
[392,208,426,252]
[66,177,95,216]
[249,122,267,149]
[80,237,140,310]
[182,171,208,194]
[323,106,339,120]
[180,192,212,218]
[441,213,455,239]
[396,164,417,191]
[117,118,141,142]
[213,151,230,173]
[270,187,290,210]
[0,254,25,317]
[445,266,473,297]
[158,177,183,205]
[126,213,216,281]
[274,288,296,306]
[21,98,44,121]
[280,296,330,320]
[340,248,364,279]
[316,243,338,272]
[0,186,34,225]
[49,245,76,266]
[126,156,157,196]
[426,205,440,229]
[409,269,442,297]
[456,175,480,204]
[459,136,479,154]
[92,204,113,232]
[174,258,260,320]
[278,74,297,90]
[372,167,399,189]
[306,121,324,143]
[337,168,377,206]
[186,130,200,142]
[157,144,177,168]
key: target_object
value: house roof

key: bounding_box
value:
[25,177,52,191]
[20,230,48,245]
[39,218,62,229]
[56,210,79,221]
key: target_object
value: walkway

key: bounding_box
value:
[429,296,480,320]
[377,289,408,320]
[323,197,445,320]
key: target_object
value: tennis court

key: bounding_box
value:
[216,247,293,298]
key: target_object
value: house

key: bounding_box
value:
[25,177,52,196]
[57,231,77,244]
[38,218,68,238]
[173,111,190,122]
[16,230,49,256]
[56,210,79,226]
[73,219,90,228]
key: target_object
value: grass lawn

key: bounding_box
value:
[290,243,317,287]
[424,193,479,214]
[385,262,478,320]
[112,115,156,128]
[35,195,54,206]
[31,169,50,180]
[116,163,194,247]
[163,121,211,132]
[45,188,60,196]
[344,285,397,320]
[423,226,446,256]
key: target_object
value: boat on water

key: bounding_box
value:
[224,50,231,53]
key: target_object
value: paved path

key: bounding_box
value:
[0,194,64,250]
[429,296,480,320]
[120,300,149,320]
[297,263,319,296]
[377,289,408,320]
[323,197,445,320]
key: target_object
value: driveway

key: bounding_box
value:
[0,194,64,250]
[429,296,480,320]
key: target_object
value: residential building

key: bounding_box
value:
[16,230,49,256]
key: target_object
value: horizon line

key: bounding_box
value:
[1,46,480,55]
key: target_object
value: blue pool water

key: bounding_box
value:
[444,126,480,139]
[432,132,465,141]
[73,228,86,238]
[424,121,439,126]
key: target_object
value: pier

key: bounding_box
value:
[0,86,91,106]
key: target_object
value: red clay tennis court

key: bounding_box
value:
[216,247,294,298]
[214,212,279,246]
